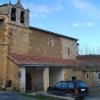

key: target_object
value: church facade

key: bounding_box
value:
[0,0,85,92]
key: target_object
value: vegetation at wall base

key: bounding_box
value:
[21,93,64,100]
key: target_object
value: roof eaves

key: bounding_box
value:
[29,26,78,41]
[20,63,79,68]
[0,4,8,7]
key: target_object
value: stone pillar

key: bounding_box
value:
[43,67,49,91]
[20,67,26,92]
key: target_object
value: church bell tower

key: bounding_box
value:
[9,0,29,27]
[0,0,30,28]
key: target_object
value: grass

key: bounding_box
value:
[34,95,63,100]
[0,89,65,100]
[20,93,64,100]
[0,87,6,91]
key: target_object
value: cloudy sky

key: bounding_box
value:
[1,0,100,54]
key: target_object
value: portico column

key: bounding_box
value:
[43,67,49,91]
[20,67,26,92]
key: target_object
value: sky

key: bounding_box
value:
[1,0,100,54]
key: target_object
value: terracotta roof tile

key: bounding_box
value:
[8,53,81,67]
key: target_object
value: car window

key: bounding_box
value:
[68,83,74,89]
[61,82,67,89]
[73,81,87,88]
[55,82,67,89]
[78,82,87,87]
[55,82,62,88]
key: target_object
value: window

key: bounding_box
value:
[68,47,70,55]
[77,81,87,88]
[98,73,100,79]
[55,82,67,89]
[72,76,77,81]
[5,80,12,88]
[0,19,4,28]
[61,82,67,89]
[55,82,62,88]
[48,37,54,46]
[20,11,25,23]
[68,83,74,89]
[11,7,16,21]
[86,74,89,79]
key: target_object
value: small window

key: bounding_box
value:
[86,74,89,79]
[11,7,16,21]
[0,19,4,27]
[5,80,12,88]
[98,73,100,79]
[68,47,70,55]
[20,11,25,23]
[72,76,77,81]
[48,37,54,46]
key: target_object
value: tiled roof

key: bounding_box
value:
[77,55,100,71]
[8,53,81,68]
[77,55,100,64]
[8,54,100,71]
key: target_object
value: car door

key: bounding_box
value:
[53,82,62,95]
[66,82,74,93]
[54,82,67,96]
[60,82,68,95]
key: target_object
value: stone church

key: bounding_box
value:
[0,0,82,92]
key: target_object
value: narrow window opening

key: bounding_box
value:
[68,47,70,55]
[98,73,100,79]
[86,74,89,79]
[20,11,25,23]
[11,7,16,21]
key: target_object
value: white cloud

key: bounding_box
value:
[82,22,95,27]
[24,1,65,20]
[72,22,95,28]
[72,22,80,28]
[71,0,100,19]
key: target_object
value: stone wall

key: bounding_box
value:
[64,68,84,81]
[61,38,78,59]
[28,29,62,57]
[0,6,8,15]
[64,68,96,87]
[0,45,7,84]
[7,58,20,90]
[8,24,30,55]
[8,25,78,59]
[83,72,95,87]
[0,15,8,85]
